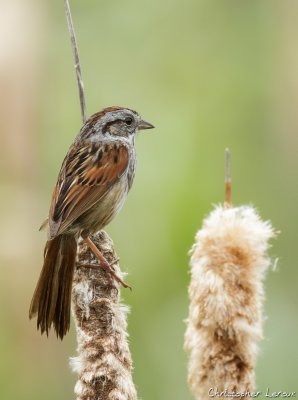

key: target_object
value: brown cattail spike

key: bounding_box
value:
[71,232,137,400]
[185,205,276,399]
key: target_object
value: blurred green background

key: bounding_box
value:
[0,0,297,398]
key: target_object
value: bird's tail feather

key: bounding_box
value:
[29,234,77,339]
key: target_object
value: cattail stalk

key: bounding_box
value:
[64,0,87,123]
[70,231,137,400]
[184,205,275,399]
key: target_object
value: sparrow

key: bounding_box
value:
[29,106,154,339]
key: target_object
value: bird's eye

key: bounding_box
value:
[125,117,133,126]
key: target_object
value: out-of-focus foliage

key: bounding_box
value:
[0,0,297,399]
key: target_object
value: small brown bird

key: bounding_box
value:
[29,106,154,339]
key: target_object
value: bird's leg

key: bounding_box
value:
[82,235,131,290]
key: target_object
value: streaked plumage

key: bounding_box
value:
[29,106,154,339]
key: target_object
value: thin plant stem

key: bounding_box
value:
[64,0,87,124]
[225,147,232,208]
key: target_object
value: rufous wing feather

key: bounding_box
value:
[48,141,129,239]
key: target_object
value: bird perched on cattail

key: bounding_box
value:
[29,106,154,339]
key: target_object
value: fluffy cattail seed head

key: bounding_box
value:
[71,231,137,400]
[185,205,276,399]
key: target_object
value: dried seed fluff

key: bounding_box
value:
[184,205,276,399]
[70,232,137,400]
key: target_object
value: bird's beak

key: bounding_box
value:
[138,119,155,130]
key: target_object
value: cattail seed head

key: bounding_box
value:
[185,205,276,399]
[71,231,137,400]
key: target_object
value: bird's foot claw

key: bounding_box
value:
[109,256,120,267]
[77,261,131,290]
